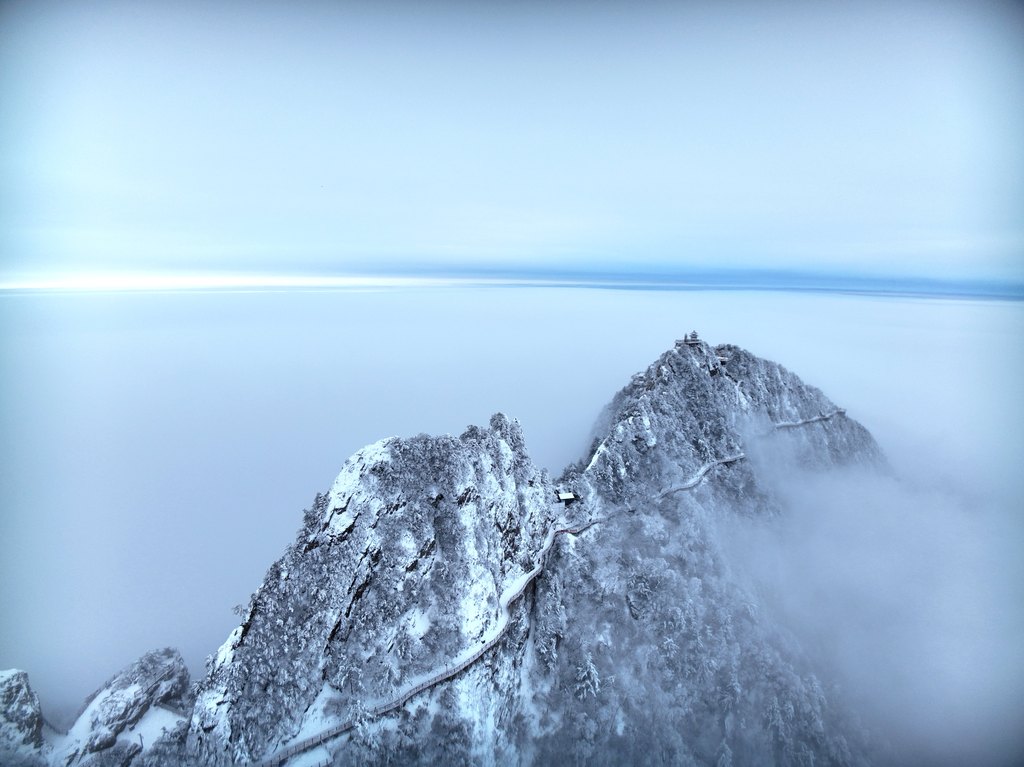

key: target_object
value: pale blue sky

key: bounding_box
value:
[1,0,1023,287]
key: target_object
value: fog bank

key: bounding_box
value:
[1,288,1021,742]
[719,442,1024,765]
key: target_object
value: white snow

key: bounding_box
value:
[407,609,431,640]
[263,449,763,765]
[772,408,845,430]
[326,506,357,537]
[194,686,233,743]
[398,530,416,557]
[584,440,608,472]
[282,744,332,767]
[51,683,116,764]
[287,683,344,744]
[214,625,244,669]
[124,704,183,748]
[655,455,746,499]
[497,439,515,471]
[457,483,496,643]
[324,438,393,533]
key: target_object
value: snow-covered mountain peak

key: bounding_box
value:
[5,340,888,766]
[1,669,45,764]
[2,650,190,767]
[186,412,554,764]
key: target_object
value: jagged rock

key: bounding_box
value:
[0,669,47,766]
[3,339,891,766]
[575,339,881,506]
[76,740,142,767]
[55,648,189,766]
[332,341,883,766]
[182,340,885,766]
[517,341,884,765]
[187,413,553,765]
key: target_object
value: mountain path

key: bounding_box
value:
[254,411,843,767]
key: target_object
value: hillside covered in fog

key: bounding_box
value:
[2,336,901,766]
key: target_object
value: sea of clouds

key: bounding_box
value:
[1,287,1021,762]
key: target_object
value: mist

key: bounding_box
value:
[1,287,1022,758]
[719,441,1024,764]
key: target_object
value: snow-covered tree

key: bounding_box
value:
[574,651,601,701]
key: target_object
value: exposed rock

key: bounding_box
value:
[0,669,47,766]
[57,648,189,766]
[518,340,884,765]
[3,339,891,766]
[186,413,553,765]
[76,740,142,767]
[575,339,881,507]
[320,340,884,765]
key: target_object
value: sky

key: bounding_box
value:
[1,0,1023,288]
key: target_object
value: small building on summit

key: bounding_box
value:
[682,331,701,346]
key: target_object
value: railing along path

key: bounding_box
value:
[770,408,845,431]
[256,410,844,766]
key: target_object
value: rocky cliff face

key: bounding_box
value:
[4,339,886,766]
[2,649,189,767]
[187,413,553,765]
[1,669,47,767]
[575,339,880,508]
[63,647,190,767]
[524,340,884,765]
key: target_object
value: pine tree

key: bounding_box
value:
[574,651,601,700]
[715,739,733,767]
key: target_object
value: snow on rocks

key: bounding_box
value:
[3,337,888,766]
[0,669,46,765]
[2,649,191,767]
[185,412,553,764]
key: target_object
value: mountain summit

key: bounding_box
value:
[3,338,884,766]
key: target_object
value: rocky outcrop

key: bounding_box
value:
[2,650,189,767]
[186,413,553,765]
[313,340,884,765]
[0,670,47,766]
[518,340,883,765]
[574,339,881,507]
[4,338,890,766]
[57,648,189,767]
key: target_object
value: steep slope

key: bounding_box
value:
[520,339,883,765]
[574,338,880,508]
[1,649,190,767]
[185,414,554,766]
[317,339,884,766]
[0,670,47,767]
[3,338,888,766]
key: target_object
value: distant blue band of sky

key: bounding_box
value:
[1,267,1020,300]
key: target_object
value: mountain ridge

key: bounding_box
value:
[3,337,885,766]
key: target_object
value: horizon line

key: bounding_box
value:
[1,269,1021,300]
